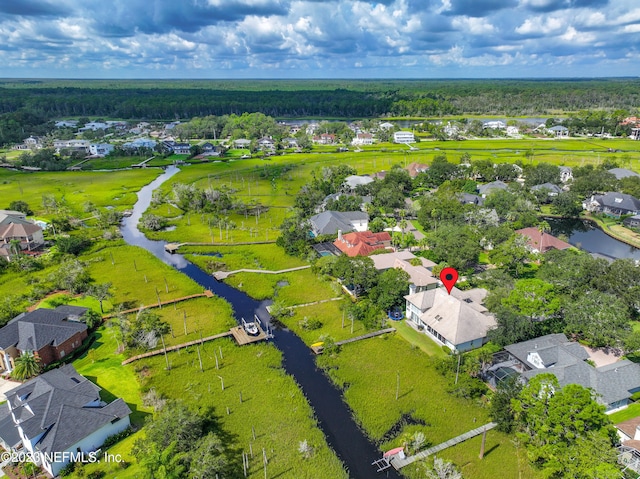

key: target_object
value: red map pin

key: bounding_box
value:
[440,267,459,295]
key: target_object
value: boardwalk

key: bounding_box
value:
[389,422,497,469]
[122,330,233,365]
[214,265,310,280]
[311,328,396,354]
[102,290,213,319]
[164,240,277,254]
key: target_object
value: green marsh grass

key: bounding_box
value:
[137,338,348,479]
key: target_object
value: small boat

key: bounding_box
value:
[311,342,324,348]
[383,447,405,458]
[242,317,259,336]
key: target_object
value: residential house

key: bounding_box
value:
[333,230,391,257]
[583,192,640,217]
[608,168,640,180]
[631,128,640,141]
[506,126,519,136]
[122,138,156,150]
[343,175,374,190]
[257,137,276,151]
[313,133,336,145]
[172,143,191,155]
[0,306,89,373]
[404,287,496,353]
[371,251,438,293]
[0,211,44,259]
[351,133,373,146]
[616,417,640,459]
[78,122,109,132]
[548,125,569,137]
[309,211,369,237]
[379,122,395,130]
[496,333,640,412]
[624,215,640,229]
[531,182,563,197]
[282,138,298,148]
[89,143,114,157]
[516,227,572,253]
[0,364,131,477]
[53,139,90,154]
[201,142,222,157]
[233,138,251,149]
[478,180,509,197]
[483,120,506,130]
[24,136,43,150]
[406,162,429,178]
[559,166,573,183]
[393,131,415,144]
[54,120,78,128]
[458,193,484,206]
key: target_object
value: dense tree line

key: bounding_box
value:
[2,78,640,145]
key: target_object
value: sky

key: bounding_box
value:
[1,0,639,79]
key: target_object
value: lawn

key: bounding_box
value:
[136,338,348,479]
[82,242,203,311]
[316,334,541,479]
[0,168,158,216]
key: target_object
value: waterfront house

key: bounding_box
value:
[0,306,88,373]
[0,364,131,477]
[496,334,640,412]
[404,287,496,353]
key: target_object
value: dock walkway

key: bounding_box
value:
[214,265,310,280]
[389,422,497,469]
[122,330,232,365]
[102,291,213,319]
[311,328,396,354]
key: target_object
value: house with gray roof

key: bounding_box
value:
[0,306,88,373]
[497,333,640,412]
[309,211,369,237]
[608,168,640,180]
[343,175,374,190]
[0,364,131,476]
[404,287,496,353]
[478,180,509,197]
[531,182,563,197]
[583,192,640,217]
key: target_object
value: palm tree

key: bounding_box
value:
[537,221,551,253]
[12,351,41,380]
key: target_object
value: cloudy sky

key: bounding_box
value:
[1,0,639,78]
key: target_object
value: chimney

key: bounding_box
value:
[338,230,343,242]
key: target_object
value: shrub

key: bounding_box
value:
[299,316,322,331]
[101,427,133,449]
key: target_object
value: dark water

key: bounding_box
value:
[121,166,400,479]
[546,217,640,261]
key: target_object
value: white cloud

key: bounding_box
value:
[452,16,495,35]
[516,16,564,35]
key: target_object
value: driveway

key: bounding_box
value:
[0,377,20,402]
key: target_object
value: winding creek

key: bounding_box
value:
[121,166,400,479]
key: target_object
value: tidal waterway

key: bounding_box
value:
[120,166,400,479]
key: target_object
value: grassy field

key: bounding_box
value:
[316,334,541,479]
[0,168,158,215]
[136,338,348,479]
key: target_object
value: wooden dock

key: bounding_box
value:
[389,422,497,469]
[311,328,396,354]
[102,291,213,319]
[122,331,233,365]
[213,265,310,280]
[230,324,268,345]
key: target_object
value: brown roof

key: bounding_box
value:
[0,222,41,240]
[406,162,429,178]
[617,416,640,439]
[333,231,391,257]
[516,227,572,253]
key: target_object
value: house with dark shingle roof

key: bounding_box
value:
[0,306,88,373]
[0,364,131,477]
[478,180,508,197]
[531,182,563,197]
[309,211,369,237]
[583,192,640,217]
[499,333,640,412]
[607,168,640,180]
